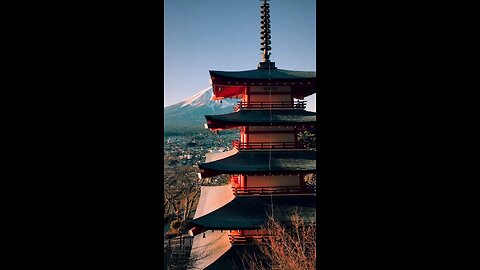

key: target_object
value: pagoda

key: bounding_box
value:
[188,1,316,269]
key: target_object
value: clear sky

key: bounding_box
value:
[164,0,316,111]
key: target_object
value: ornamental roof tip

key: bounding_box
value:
[259,0,274,68]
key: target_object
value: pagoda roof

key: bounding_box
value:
[194,184,235,220]
[210,68,315,81]
[189,230,232,270]
[198,150,316,178]
[204,245,260,270]
[190,194,316,230]
[209,68,317,99]
[189,229,259,270]
[205,109,316,130]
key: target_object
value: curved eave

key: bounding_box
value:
[210,69,316,81]
[211,85,247,100]
[190,236,258,270]
[205,110,317,130]
[193,184,235,220]
[189,230,232,270]
[198,150,316,178]
[204,245,259,270]
[190,195,316,230]
[209,69,316,99]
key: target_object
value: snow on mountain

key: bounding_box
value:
[164,87,240,135]
[180,87,212,108]
[172,86,237,110]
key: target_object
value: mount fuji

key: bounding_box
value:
[164,87,239,135]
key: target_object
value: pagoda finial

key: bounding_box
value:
[258,0,276,69]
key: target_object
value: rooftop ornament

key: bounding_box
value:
[258,0,276,69]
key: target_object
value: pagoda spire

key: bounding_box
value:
[258,0,276,69]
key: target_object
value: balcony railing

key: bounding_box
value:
[228,234,271,244]
[234,100,306,111]
[232,140,306,150]
[232,185,316,196]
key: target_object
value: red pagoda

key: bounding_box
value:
[188,1,316,269]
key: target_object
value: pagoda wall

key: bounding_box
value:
[242,126,296,144]
[247,175,300,187]
[249,94,292,103]
[249,126,294,132]
[246,86,292,103]
[248,133,295,143]
[240,174,246,186]
[249,85,291,93]
[229,229,268,238]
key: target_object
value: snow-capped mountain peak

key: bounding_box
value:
[180,86,213,108]
[164,85,314,135]
[177,86,237,109]
[163,87,239,133]
[164,86,240,134]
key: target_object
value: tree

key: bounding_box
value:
[303,173,316,186]
[298,129,316,151]
[241,211,316,270]
[164,235,205,270]
[164,158,203,232]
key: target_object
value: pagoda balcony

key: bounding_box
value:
[232,140,306,150]
[234,100,306,111]
[232,185,316,196]
[228,234,271,245]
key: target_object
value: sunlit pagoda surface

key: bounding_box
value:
[188,1,316,269]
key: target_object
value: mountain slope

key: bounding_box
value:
[164,87,239,135]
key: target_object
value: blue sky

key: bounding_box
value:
[164,0,316,111]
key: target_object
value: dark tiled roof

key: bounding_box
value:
[199,150,316,174]
[190,195,316,230]
[210,69,316,81]
[205,110,316,126]
[204,245,260,270]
